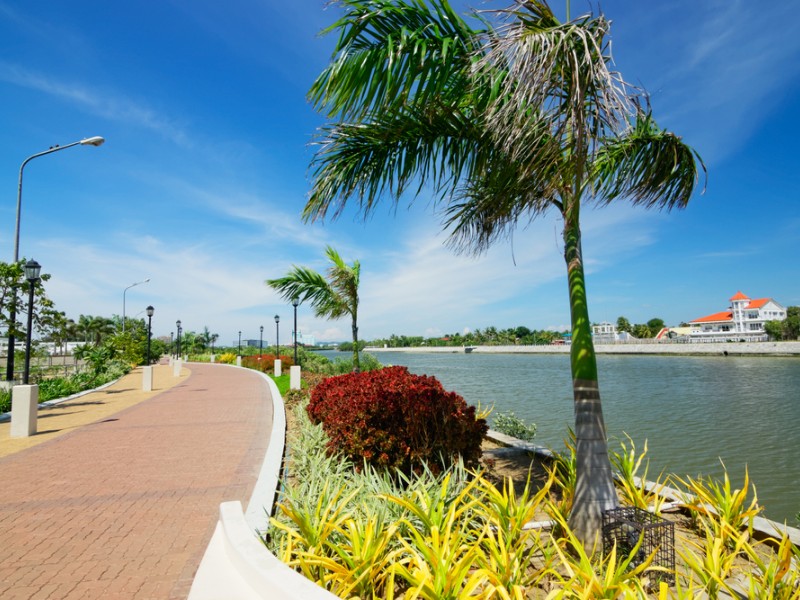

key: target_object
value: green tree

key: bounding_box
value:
[647,317,665,337]
[616,316,632,334]
[304,0,703,545]
[267,246,362,371]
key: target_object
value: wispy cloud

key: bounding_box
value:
[0,62,192,147]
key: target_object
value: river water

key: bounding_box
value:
[319,350,799,524]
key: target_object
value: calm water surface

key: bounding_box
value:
[329,351,800,523]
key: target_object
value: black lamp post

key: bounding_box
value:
[170,331,173,356]
[238,330,242,355]
[22,259,41,385]
[176,320,182,358]
[274,314,280,358]
[259,325,263,355]
[292,297,300,365]
[146,306,154,365]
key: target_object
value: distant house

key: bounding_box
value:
[689,291,786,342]
[591,322,636,343]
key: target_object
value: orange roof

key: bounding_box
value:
[746,298,770,309]
[730,291,749,301]
[690,311,733,324]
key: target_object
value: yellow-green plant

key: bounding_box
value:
[678,523,748,599]
[674,463,761,548]
[547,431,577,518]
[474,472,555,598]
[384,474,488,599]
[610,434,668,515]
[296,513,402,599]
[217,351,237,364]
[740,532,800,599]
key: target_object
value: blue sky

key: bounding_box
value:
[1,1,798,344]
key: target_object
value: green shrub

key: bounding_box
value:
[0,388,10,414]
[307,366,487,475]
[492,410,537,442]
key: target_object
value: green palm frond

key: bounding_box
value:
[310,0,483,119]
[591,111,707,209]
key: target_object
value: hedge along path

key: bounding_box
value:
[0,363,189,458]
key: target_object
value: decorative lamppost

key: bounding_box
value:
[145,306,154,365]
[22,259,41,384]
[170,331,174,355]
[274,314,280,357]
[122,278,150,333]
[238,331,242,355]
[259,325,264,355]
[6,136,105,381]
[292,297,300,365]
[176,320,182,358]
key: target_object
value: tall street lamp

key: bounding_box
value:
[7,136,105,381]
[274,314,280,358]
[238,331,242,355]
[259,325,263,355]
[292,297,300,365]
[22,259,41,385]
[146,306,154,365]
[123,278,150,333]
[176,320,182,358]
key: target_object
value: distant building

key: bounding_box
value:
[689,291,786,342]
[591,322,636,343]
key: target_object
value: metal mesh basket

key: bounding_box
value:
[602,506,675,585]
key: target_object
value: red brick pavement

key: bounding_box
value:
[0,363,274,599]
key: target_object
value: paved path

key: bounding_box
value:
[0,363,274,599]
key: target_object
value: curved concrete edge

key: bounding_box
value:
[485,429,800,548]
[188,363,338,600]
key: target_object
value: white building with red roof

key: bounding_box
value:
[689,291,787,342]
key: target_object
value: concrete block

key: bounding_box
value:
[290,366,301,390]
[173,359,182,377]
[210,354,215,363]
[142,366,153,392]
[236,356,242,367]
[10,384,38,438]
[274,359,281,377]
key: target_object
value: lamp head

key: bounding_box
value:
[24,259,41,282]
[274,314,280,324]
[146,305,154,317]
[80,136,105,147]
[292,297,300,308]
[176,319,181,328]
[260,325,263,333]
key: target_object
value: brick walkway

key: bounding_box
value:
[0,363,274,599]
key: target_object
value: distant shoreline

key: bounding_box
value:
[365,341,800,357]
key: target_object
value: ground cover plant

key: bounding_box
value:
[270,386,800,598]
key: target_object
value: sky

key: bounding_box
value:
[0,0,798,345]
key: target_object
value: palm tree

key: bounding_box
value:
[304,0,704,545]
[267,246,361,370]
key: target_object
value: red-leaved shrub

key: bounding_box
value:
[307,366,487,474]
[241,354,294,372]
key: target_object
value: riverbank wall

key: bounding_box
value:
[365,341,800,356]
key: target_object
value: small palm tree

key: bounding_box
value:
[267,246,361,370]
[304,0,704,545]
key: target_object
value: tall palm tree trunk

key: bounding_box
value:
[351,318,360,372]
[563,210,618,548]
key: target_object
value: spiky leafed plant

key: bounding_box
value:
[304,0,704,546]
[267,246,361,370]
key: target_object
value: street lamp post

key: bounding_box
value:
[259,325,263,355]
[238,331,242,355]
[176,320,182,358]
[170,332,174,356]
[123,278,150,333]
[274,314,280,358]
[6,136,105,381]
[22,260,41,385]
[292,297,300,365]
[146,306,154,365]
